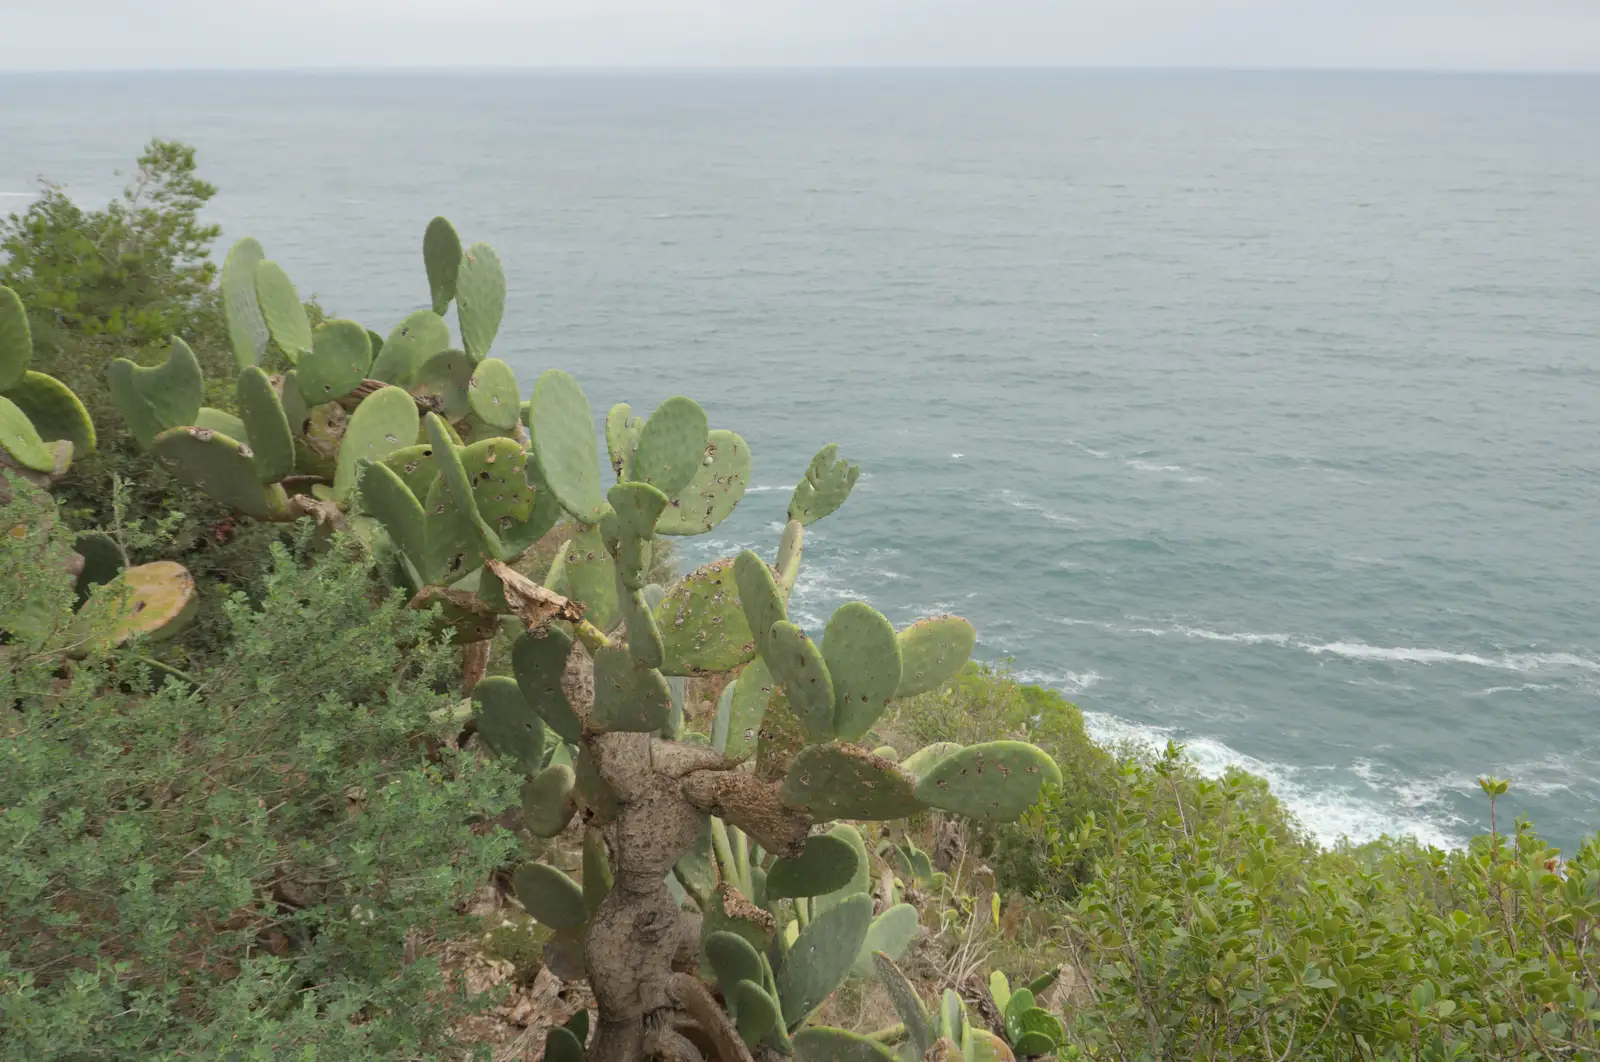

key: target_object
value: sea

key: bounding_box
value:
[3,70,1597,852]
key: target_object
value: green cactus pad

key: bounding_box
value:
[900,741,964,779]
[371,309,450,387]
[765,621,834,742]
[591,643,672,733]
[940,989,966,1043]
[792,1027,896,1062]
[629,395,707,496]
[512,862,587,933]
[732,980,782,1050]
[297,319,372,404]
[0,284,32,390]
[582,828,613,915]
[542,1027,585,1062]
[706,930,765,997]
[851,902,918,976]
[778,891,874,1026]
[367,329,384,360]
[780,743,923,820]
[411,349,475,420]
[775,519,803,597]
[151,426,290,519]
[1001,987,1034,1038]
[823,601,902,742]
[621,586,666,670]
[733,550,785,659]
[453,436,544,550]
[913,741,1062,821]
[276,371,310,435]
[508,626,581,743]
[966,1029,1017,1061]
[894,615,977,699]
[220,237,270,369]
[253,260,312,362]
[235,366,294,482]
[530,369,607,524]
[673,815,716,909]
[614,533,652,592]
[874,953,933,1056]
[725,655,774,761]
[811,824,870,917]
[1010,1012,1062,1056]
[72,531,126,606]
[423,216,462,315]
[788,443,860,527]
[456,242,505,360]
[472,675,546,774]
[604,402,641,481]
[377,443,437,501]
[358,461,429,587]
[765,831,862,901]
[107,336,204,449]
[420,420,500,576]
[656,428,751,536]
[333,385,420,502]
[561,526,619,631]
[655,557,757,676]
[4,371,95,459]
[704,882,775,954]
[467,357,519,430]
[193,407,247,440]
[78,560,197,646]
[607,481,668,539]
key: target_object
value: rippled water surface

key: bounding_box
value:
[4,71,1598,848]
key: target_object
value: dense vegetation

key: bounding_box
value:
[2,145,1596,1062]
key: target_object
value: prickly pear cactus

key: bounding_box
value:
[0,284,94,487]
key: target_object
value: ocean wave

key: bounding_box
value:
[1084,712,1466,850]
[744,484,795,493]
[1065,441,1210,481]
[999,489,1077,524]
[1012,667,1102,694]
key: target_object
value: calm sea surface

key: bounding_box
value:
[4,71,1597,849]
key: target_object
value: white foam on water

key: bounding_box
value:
[1066,440,1113,460]
[1012,666,1102,694]
[0,191,34,197]
[745,484,795,493]
[1127,458,1185,474]
[1169,625,1295,646]
[999,489,1077,525]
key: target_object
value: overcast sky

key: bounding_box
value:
[3,1,1598,73]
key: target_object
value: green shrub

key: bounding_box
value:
[0,490,521,1059]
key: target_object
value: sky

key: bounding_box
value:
[2,0,1598,73]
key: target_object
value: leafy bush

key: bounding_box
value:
[0,488,521,1059]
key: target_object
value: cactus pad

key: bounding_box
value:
[591,643,672,733]
[900,741,964,779]
[775,519,803,596]
[561,526,620,631]
[765,621,834,742]
[655,557,757,675]
[604,402,641,481]
[253,260,312,362]
[607,481,668,540]
[333,385,420,501]
[456,242,505,360]
[780,742,923,820]
[298,319,372,404]
[765,831,862,901]
[467,357,519,430]
[792,1027,896,1062]
[71,531,126,606]
[423,216,462,315]
[235,366,294,482]
[529,369,607,523]
[511,626,582,741]
[874,953,933,1056]
[706,930,765,997]
[724,654,775,761]
[788,443,859,526]
[621,586,666,670]
[582,827,613,915]
[5,371,95,459]
[513,862,587,933]
[358,461,429,581]
[851,902,918,976]
[152,427,290,519]
[79,560,197,646]
[823,601,902,742]
[472,675,546,773]
[811,823,870,916]
[542,1027,585,1062]
[107,336,204,449]
[221,237,271,368]
[777,892,874,1026]
[371,309,450,387]
[0,394,55,472]
[733,550,785,659]
[913,741,1062,821]
[894,615,977,699]
[655,428,751,536]
[411,349,475,420]
[732,980,782,1049]
[967,1029,1018,1061]
[380,443,439,501]
[629,395,707,496]
[0,284,31,390]
[193,407,247,440]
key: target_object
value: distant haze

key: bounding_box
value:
[3,1,1599,73]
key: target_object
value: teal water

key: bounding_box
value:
[4,71,1598,850]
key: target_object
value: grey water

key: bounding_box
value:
[3,70,1597,851]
